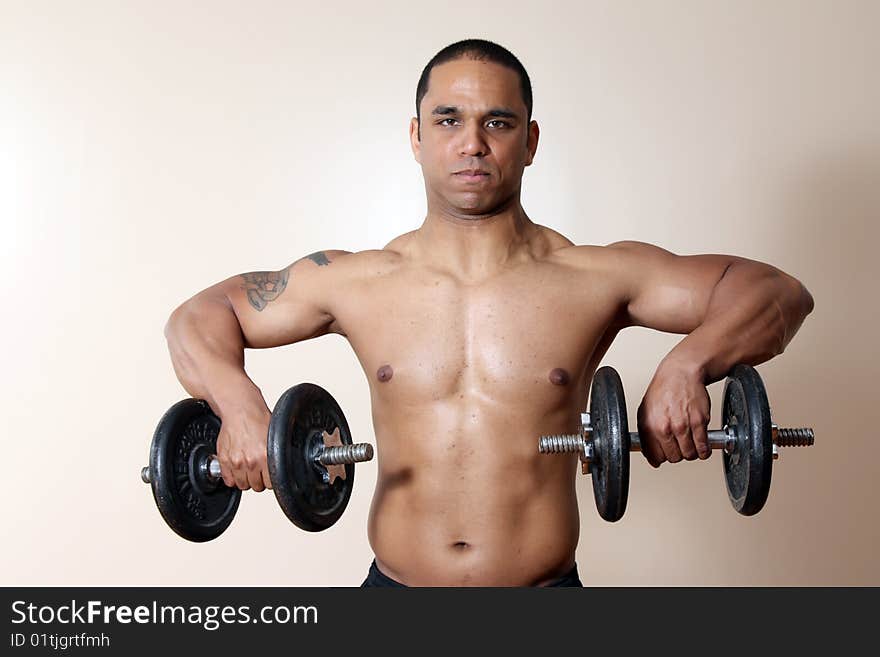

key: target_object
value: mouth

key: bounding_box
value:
[454,170,490,183]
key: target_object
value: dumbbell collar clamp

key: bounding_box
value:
[579,413,594,474]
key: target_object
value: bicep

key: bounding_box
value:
[220,250,351,349]
[607,241,737,333]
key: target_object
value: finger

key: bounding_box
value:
[261,466,273,490]
[247,466,265,493]
[637,403,665,468]
[691,409,711,459]
[672,415,698,461]
[658,424,684,463]
[244,451,266,492]
[644,437,665,468]
[231,457,250,491]
[639,439,660,468]
[635,427,662,467]
[217,457,236,489]
[215,437,233,488]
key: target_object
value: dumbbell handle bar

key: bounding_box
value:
[539,413,814,461]
[141,442,374,484]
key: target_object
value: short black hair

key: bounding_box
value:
[415,38,533,139]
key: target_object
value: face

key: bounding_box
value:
[410,58,539,217]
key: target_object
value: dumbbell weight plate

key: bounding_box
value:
[589,366,630,522]
[268,383,355,532]
[148,399,242,542]
[722,364,773,516]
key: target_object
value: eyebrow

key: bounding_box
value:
[430,105,520,120]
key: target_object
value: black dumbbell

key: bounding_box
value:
[538,365,815,522]
[141,383,374,542]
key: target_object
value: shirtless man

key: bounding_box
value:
[163,39,814,586]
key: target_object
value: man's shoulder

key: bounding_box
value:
[546,240,616,272]
[382,230,418,254]
[316,239,408,280]
[346,230,417,269]
[549,239,659,273]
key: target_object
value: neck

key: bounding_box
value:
[414,195,536,280]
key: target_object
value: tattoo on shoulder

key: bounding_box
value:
[304,251,330,266]
[240,268,291,312]
[238,251,332,312]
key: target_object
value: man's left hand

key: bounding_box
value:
[636,361,712,468]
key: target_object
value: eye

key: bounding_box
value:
[437,118,511,128]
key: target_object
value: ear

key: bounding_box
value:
[525,120,539,167]
[409,117,422,164]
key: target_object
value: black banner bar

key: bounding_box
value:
[1,587,874,653]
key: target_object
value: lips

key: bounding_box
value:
[454,169,490,182]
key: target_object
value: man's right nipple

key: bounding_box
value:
[376,364,394,382]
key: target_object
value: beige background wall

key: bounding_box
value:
[1,0,877,586]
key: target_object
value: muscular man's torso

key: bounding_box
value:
[326,225,627,585]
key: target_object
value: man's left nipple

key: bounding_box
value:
[548,368,570,386]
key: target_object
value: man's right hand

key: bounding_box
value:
[215,402,273,491]
[164,249,351,491]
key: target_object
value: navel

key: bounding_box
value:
[376,364,394,382]
[548,367,570,386]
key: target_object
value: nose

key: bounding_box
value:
[458,121,489,158]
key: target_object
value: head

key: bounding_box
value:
[410,39,539,217]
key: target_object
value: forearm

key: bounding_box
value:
[662,262,814,385]
[164,294,268,416]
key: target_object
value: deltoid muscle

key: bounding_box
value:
[239,252,330,312]
[240,268,290,311]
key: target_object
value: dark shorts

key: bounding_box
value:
[360,558,583,587]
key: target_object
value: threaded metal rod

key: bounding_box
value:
[538,434,586,453]
[776,427,814,446]
[320,443,374,465]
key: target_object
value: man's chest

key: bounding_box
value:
[336,264,623,405]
